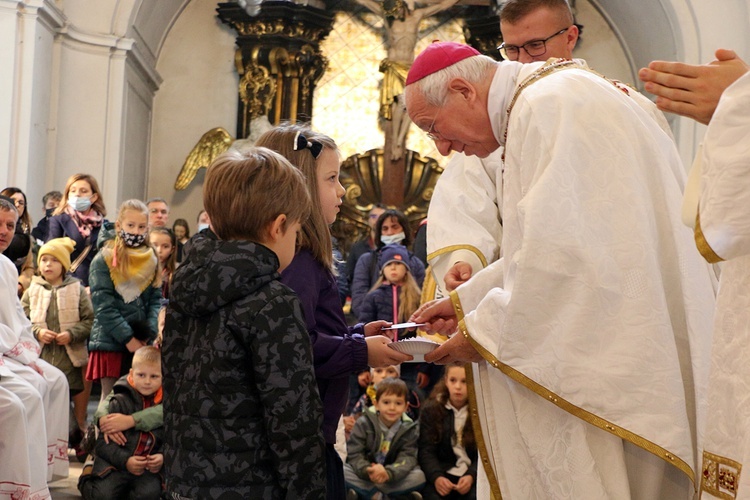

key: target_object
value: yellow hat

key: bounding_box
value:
[38,237,76,273]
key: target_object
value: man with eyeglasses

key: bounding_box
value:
[425,0,580,306]
[498,0,578,63]
[404,38,717,499]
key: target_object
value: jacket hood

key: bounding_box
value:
[170,230,280,317]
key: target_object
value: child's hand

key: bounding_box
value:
[365,335,412,367]
[343,415,356,433]
[55,331,72,345]
[435,476,455,496]
[366,463,389,483]
[99,413,136,433]
[455,475,474,495]
[126,455,148,475]
[102,430,127,446]
[125,337,146,353]
[364,320,391,337]
[145,453,163,473]
[416,372,430,389]
[38,328,57,345]
[357,370,371,388]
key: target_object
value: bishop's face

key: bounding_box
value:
[405,84,500,159]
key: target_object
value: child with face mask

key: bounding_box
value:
[85,200,162,402]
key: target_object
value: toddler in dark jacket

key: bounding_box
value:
[79,346,164,499]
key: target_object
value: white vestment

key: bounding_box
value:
[692,71,750,500]
[454,60,716,499]
[426,149,504,300]
[0,254,69,483]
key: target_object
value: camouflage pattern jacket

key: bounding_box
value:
[163,231,325,499]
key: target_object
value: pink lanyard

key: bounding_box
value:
[391,284,399,341]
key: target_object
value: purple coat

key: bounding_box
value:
[281,249,369,444]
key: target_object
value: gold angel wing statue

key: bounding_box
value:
[174,127,235,190]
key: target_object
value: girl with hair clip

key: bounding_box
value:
[47,173,108,287]
[256,124,412,499]
[418,363,477,499]
[1,187,35,296]
[149,226,177,301]
[86,199,162,401]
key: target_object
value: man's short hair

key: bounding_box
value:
[132,345,161,368]
[42,191,62,205]
[0,196,18,216]
[146,197,169,208]
[500,0,574,25]
[203,147,311,241]
[376,377,408,401]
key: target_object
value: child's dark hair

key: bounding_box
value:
[420,363,475,450]
[376,377,408,402]
[150,226,177,279]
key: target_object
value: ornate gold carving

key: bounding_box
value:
[702,451,742,499]
[231,20,329,42]
[331,148,443,255]
[239,64,275,119]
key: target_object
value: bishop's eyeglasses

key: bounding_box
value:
[497,27,570,61]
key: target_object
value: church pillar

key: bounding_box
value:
[216,1,334,138]
[0,0,63,218]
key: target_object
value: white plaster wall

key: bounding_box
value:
[572,0,632,85]
[147,0,237,226]
[0,1,24,187]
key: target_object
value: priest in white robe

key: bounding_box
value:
[0,199,70,484]
[640,51,750,499]
[404,42,717,499]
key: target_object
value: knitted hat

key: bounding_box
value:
[378,243,410,272]
[405,41,481,86]
[38,237,76,272]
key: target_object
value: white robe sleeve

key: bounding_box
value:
[427,150,504,290]
[0,256,40,365]
[696,71,750,262]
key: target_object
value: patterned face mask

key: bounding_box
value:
[118,229,146,248]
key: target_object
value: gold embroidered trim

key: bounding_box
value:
[418,269,449,343]
[694,210,724,263]
[466,361,503,500]
[426,244,490,268]
[701,451,742,499]
[460,323,697,488]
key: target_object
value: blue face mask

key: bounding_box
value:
[68,196,92,212]
[197,223,210,232]
[381,232,405,245]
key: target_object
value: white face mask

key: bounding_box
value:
[380,232,405,245]
[197,223,210,232]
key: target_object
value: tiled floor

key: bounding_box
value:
[49,456,84,499]
[49,395,100,499]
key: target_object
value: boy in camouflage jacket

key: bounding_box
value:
[162,148,326,499]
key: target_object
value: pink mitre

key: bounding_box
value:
[405,41,481,86]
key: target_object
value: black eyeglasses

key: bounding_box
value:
[497,27,570,61]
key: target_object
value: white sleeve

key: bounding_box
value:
[697,72,750,261]
[0,256,40,364]
[427,150,504,290]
